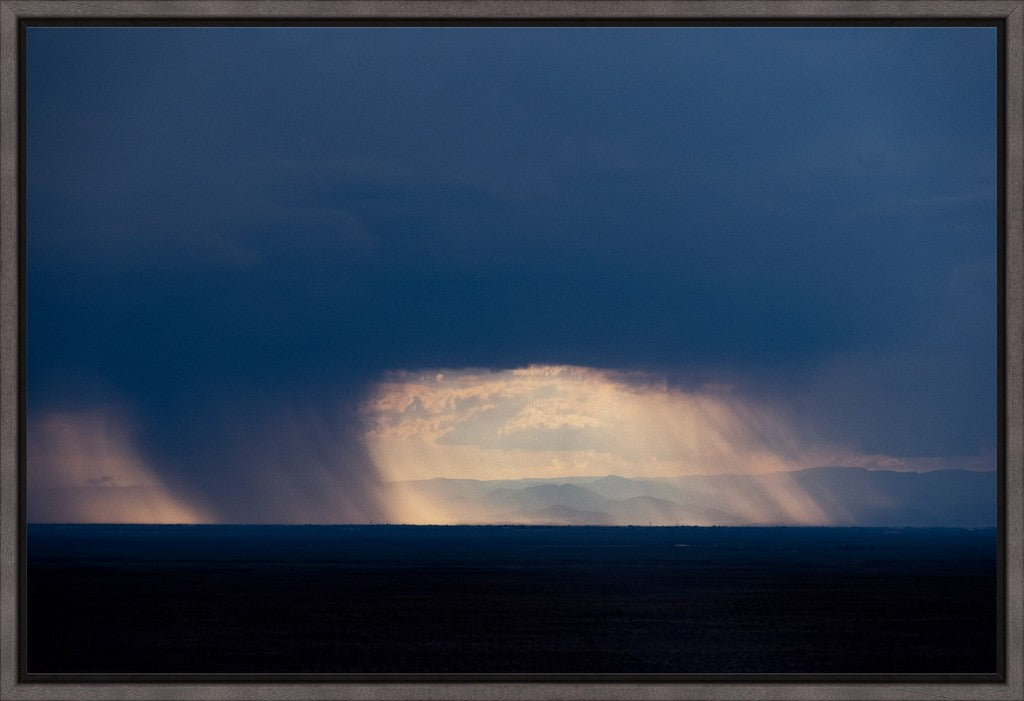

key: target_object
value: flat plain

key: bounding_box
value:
[26,524,997,674]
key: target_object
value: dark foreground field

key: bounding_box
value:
[27,524,996,674]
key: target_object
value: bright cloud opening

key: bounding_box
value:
[366,364,866,482]
[363,365,984,526]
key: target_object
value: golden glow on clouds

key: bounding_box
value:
[362,364,964,525]
[367,364,833,482]
[28,411,211,523]
[27,366,983,524]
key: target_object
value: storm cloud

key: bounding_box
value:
[25,26,997,522]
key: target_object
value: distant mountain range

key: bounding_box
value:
[388,467,996,527]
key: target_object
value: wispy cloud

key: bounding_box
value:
[28,403,393,524]
[28,410,212,523]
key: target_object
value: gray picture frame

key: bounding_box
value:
[1,2,1021,699]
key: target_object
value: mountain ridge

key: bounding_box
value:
[388,466,995,527]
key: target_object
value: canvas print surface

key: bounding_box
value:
[25,26,998,674]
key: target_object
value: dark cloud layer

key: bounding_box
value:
[26,27,997,521]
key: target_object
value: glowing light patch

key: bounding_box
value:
[362,364,966,525]
[28,411,212,524]
[367,365,819,482]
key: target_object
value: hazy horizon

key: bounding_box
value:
[28,464,997,527]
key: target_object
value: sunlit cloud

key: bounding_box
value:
[366,364,874,482]
[28,410,212,523]
[26,366,990,525]
[362,364,982,525]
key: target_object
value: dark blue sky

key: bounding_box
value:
[26,26,998,519]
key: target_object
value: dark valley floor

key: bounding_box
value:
[26,524,997,675]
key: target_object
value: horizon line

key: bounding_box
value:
[25,522,998,529]
[390,465,999,484]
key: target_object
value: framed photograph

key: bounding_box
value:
[1,2,1021,700]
